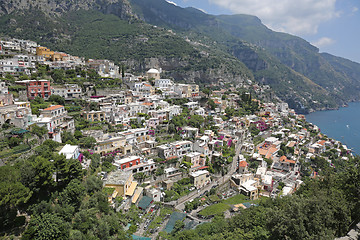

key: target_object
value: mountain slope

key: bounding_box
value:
[128,0,360,111]
[1,0,360,112]
[0,5,253,85]
[216,14,355,101]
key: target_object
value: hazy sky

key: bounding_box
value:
[168,0,360,63]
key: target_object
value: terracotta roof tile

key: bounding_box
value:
[43,105,64,111]
[239,161,248,167]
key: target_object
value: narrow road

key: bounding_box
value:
[174,139,243,210]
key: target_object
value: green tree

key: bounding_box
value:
[50,69,65,83]
[74,130,83,140]
[172,220,185,234]
[133,172,147,182]
[58,179,85,209]
[22,213,69,240]
[0,166,32,230]
[84,175,103,195]
[202,88,212,97]
[54,154,83,186]
[62,131,77,145]
[48,94,65,105]
[188,115,204,129]
[31,156,55,194]
[69,230,85,240]
[90,153,101,171]
[79,136,96,149]
[208,99,217,110]
[8,136,21,148]
[34,144,52,159]
[73,208,99,234]
[31,125,48,140]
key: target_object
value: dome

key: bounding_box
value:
[147,68,160,74]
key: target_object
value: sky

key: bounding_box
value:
[168,0,360,63]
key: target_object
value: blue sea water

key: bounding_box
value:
[306,102,360,154]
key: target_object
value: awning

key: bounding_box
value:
[132,187,144,204]
[125,181,138,196]
[111,190,118,199]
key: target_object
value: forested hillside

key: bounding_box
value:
[165,157,360,239]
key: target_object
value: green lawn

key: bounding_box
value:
[199,203,231,217]
[199,194,262,217]
[223,194,248,205]
[208,194,221,203]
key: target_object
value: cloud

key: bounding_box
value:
[166,0,178,6]
[208,0,339,35]
[197,8,208,13]
[312,37,336,48]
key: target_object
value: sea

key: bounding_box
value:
[306,102,360,154]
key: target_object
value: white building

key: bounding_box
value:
[190,170,210,189]
[154,79,174,90]
[59,144,81,160]
[51,84,82,99]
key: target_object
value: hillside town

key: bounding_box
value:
[0,37,357,240]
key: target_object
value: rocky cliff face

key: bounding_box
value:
[123,57,247,85]
[0,0,134,19]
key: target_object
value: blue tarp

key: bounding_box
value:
[137,196,153,210]
[164,212,186,233]
[132,235,151,240]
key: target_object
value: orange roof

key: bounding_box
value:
[268,147,278,154]
[258,148,268,156]
[287,141,296,148]
[43,105,63,111]
[286,159,296,164]
[239,161,248,167]
[280,155,296,164]
[142,102,153,106]
[265,152,273,159]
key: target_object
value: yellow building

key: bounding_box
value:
[51,53,63,61]
[190,170,210,189]
[15,102,31,108]
[94,135,132,156]
[83,110,106,122]
[174,84,199,98]
[105,171,133,198]
[190,84,199,97]
[36,47,54,60]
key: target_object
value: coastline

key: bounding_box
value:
[306,102,360,154]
